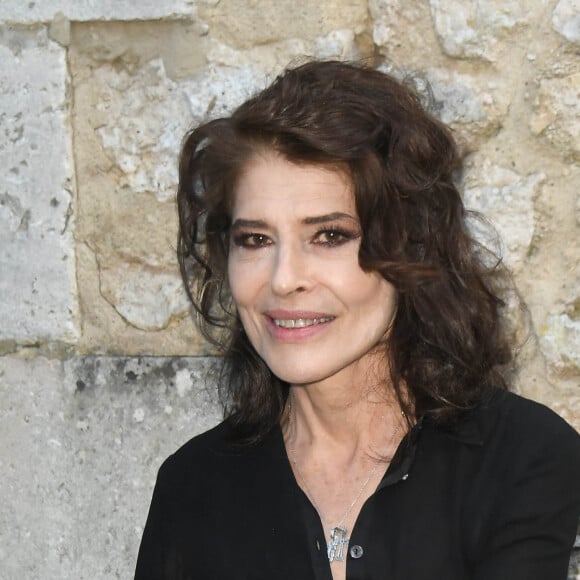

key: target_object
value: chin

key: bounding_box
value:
[267,364,316,385]
[268,363,340,387]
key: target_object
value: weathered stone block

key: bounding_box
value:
[69,21,367,354]
[0,355,221,579]
[99,263,190,331]
[93,58,193,204]
[427,70,487,125]
[204,30,360,76]
[370,0,442,67]
[553,0,580,45]
[72,43,262,348]
[424,69,510,149]
[540,313,580,377]
[462,158,543,270]
[0,26,78,343]
[198,0,368,50]
[0,0,196,23]
[429,0,531,60]
[530,72,580,162]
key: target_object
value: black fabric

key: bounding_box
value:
[135,390,580,580]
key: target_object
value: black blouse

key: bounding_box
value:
[135,390,580,580]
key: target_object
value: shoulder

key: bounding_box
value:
[155,420,233,484]
[154,419,282,492]
[458,390,580,480]
[430,389,580,468]
[166,419,236,462]
[478,390,579,445]
[466,392,580,572]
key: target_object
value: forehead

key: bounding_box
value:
[232,154,355,218]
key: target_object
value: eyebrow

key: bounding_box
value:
[231,212,357,229]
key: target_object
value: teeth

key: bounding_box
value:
[274,317,333,328]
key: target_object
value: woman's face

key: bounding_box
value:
[227,153,397,388]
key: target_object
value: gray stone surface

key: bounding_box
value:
[429,0,530,60]
[196,0,367,50]
[423,69,511,143]
[553,0,580,45]
[462,158,544,270]
[0,355,221,579]
[99,263,190,331]
[370,0,442,71]
[427,70,487,125]
[376,68,511,153]
[93,56,265,203]
[540,313,580,374]
[530,73,580,162]
[571,551,580,580]
[0,27,78,343]
[0,0,196,23]
[93,58,193,204]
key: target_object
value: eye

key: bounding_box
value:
[313,228,357,247]
[231,232,272,249]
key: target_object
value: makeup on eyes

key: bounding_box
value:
[231,232,271,248]
[230,212,361,249]
[311,224,360,246]
[231,222,361,250]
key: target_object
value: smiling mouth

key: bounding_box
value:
[273,317,334,329]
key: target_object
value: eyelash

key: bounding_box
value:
[232,233,271,248]
[313,227,358,246]
[231,227,359,249]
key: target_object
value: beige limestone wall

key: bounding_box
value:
[0,1,578,578]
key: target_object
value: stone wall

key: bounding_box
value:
[0,1,578,578]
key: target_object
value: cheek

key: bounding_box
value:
[227,266,248,310]
[351,275,397,323]
[227,258,266,310]
[376,283,398,331]
[227,260,240,301]
[341,266,391,301]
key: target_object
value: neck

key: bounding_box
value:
[284,371,404,461]
[290,387,381,440]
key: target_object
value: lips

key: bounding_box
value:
[273,317,334,328]
[264,310,336,341]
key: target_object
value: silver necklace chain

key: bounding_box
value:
[286,397,404,563]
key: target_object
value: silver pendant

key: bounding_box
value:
[327,526,349,562]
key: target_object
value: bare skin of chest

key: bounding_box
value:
[289,453,389,580]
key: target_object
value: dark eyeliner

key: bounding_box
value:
[231,232,269,248]
[314,225,360,246]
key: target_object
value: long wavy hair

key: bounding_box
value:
[177,60,513,441]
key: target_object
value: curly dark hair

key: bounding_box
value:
[177,60,513,441]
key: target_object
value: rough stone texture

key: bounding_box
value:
[370,0,444,69]
[0,1,196,23]
[197,0,368,50]
[427,69,512,151]
[571,533,580,580]
[68,22,204,355]
[69,19,366,355]
[99,264,190,331]
[463,158,543,270]
[93,56,262,204]
[553,0,580,45]
[0,26,77,343]
[429,0,531,60]
[541,313,580,377]
[0,355,221,579]
[530,72,580,162]
[1,1,579,578]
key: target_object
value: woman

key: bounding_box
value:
[135,61,580,580]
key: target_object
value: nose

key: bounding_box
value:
[270,241,311,296]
